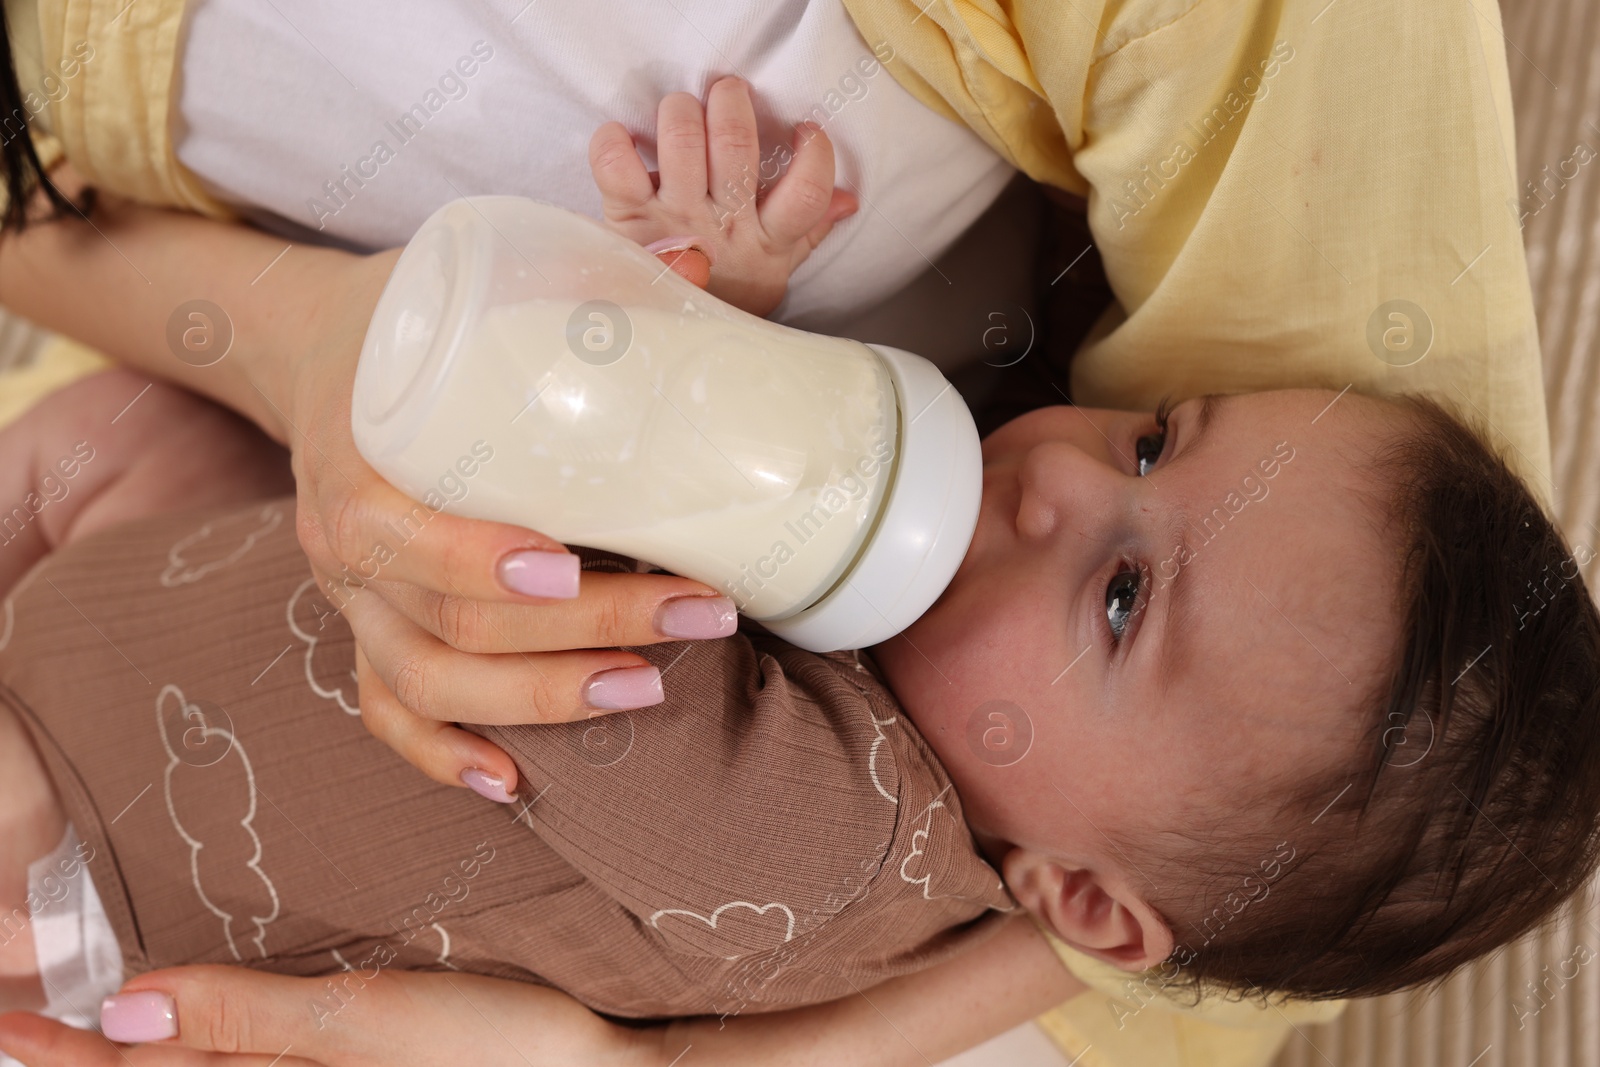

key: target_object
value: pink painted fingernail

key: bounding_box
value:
[644,236,716,273]
[460,768,515,804]
[645,235,705,256]
[498,550,580,599]
[585,665,663,710]
[655,596,738,639]
[101,990,177,1043]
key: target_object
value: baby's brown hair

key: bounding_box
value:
[1135,393,1600,1003]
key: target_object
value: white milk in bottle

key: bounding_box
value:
[352,198,980,652]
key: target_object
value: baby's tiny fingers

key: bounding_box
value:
[705,76,762,225]
[793,188,859,262]
[654,92,709,212]
[589,121,655,216]
[760,122,841,247]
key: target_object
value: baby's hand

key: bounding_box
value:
[589,76,858,316]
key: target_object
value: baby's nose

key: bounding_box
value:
[1015,440,1122,542]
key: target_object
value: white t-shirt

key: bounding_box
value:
[174,0,1016,332]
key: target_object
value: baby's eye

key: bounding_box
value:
[1106,567,1143,642]
[1135,429,1166,476]
[1136,403,1173,476]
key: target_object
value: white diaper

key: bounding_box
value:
[0,823,123,1066]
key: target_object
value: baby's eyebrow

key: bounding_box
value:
[1151,394,1228,693]
[1193,392,1225,437]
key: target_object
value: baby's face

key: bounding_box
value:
[872,389,1405,948]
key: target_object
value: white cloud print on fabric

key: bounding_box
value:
[650,901,797,960]
[896,792,1010,908]
[867,712,898,805]
[287,578,358,715]
[159,503,283,587]
[158,684,281,960]
[900,787,964,902]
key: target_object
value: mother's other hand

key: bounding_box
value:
[0,968,660,1067]
[0,916,1075,1067]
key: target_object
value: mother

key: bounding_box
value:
[0,0,1552,1062]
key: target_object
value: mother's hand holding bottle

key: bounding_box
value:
[273,242,742,800]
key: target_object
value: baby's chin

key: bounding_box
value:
[897,685,964,785]
[869,625,944,725]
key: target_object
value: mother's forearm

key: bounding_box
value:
[0,166,382,443]
[655,916,1085,1066]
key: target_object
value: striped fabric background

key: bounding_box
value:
[1275,1,1600,1064]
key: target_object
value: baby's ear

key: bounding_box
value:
[1002,848,1175,971]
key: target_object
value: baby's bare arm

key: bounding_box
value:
[0,369,292,596]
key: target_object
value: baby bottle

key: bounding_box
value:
[350,197,980,652]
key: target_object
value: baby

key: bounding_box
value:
[1,81,1598,1026]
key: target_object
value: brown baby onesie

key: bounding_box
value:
[0,497,1013,1019]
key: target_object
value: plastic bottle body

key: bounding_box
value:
[353,198,899,620]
